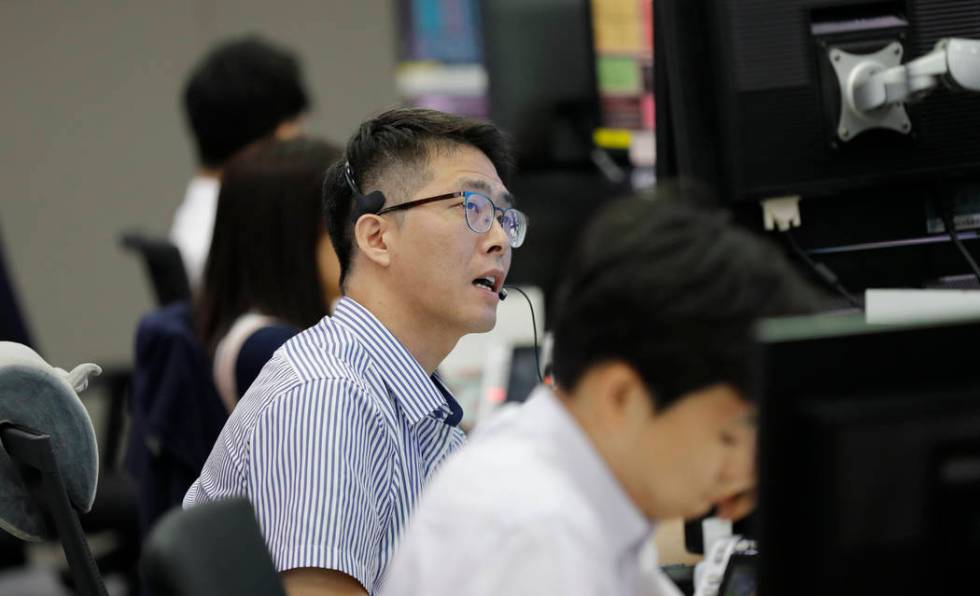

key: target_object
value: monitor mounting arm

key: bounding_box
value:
[830,38,980,142]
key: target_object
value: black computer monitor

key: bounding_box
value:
[479,1,627,309]
[655,0,980,204]
[654,0,980,294]
[480,0,599,170]
[757,314,980,595]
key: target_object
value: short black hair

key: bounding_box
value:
[196,137,342,356]
[551,186,822,409]
[321,108,513,285]
[183,35,310,168]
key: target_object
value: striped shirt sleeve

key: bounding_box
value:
[248,377,391,591]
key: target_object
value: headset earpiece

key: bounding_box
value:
[345,160,387,223]
[350,190,387,224]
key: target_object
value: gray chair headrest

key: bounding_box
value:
[0,341,101,541]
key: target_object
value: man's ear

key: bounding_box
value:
[604,363,655,419]
[580,362,654,430]
[353,215,392,268]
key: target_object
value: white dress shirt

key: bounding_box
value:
[169,175,219,289]
[381,386,684,596]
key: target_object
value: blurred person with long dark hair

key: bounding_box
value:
[196,137,342,410]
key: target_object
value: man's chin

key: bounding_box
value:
[464,313,497,335]
[683,501,715,521]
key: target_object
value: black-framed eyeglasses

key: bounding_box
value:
[377,191,528,248]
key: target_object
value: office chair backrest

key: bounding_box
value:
[120,232,192,306]
[141,498,286,596]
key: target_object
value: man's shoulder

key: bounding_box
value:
[424,432,597,533]
[229,350,392,461]
[233,319,386,429]
[391,438,603,595]
[273,317,374,388]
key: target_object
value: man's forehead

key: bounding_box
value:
[455,176,514,206]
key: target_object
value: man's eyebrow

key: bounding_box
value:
[457,177,515,207]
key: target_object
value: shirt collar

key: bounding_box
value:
[331,297,458,426]
[523,386,653,555]
[186,175,219,199]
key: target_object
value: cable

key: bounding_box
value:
[937,198,980,285]
[782,231,864,310]
[502,285,544,384]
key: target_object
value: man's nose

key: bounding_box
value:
[720,437,756,490]
[484,214,510,254]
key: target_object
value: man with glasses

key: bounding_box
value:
[185,108,523,596]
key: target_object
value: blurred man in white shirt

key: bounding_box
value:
[171,35,309,288]
[382,188,821,596]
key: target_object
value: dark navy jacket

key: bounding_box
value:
[125,302,227,537]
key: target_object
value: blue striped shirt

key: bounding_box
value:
[184,297,466,593]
